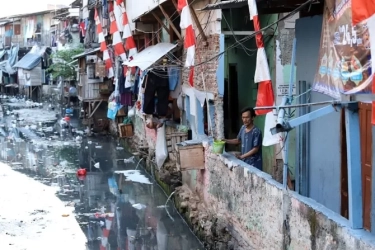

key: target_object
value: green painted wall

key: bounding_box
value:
[223,10,278,174]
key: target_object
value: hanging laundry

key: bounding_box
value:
[168,66,180,91]
[124,67,136,88]
[79,21,86,37]
[131,67,140,95]
[118,69,126,94]
[120,92,132,106]
[143,69,169,117]
[102,0,109,28]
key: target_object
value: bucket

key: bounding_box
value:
[212,140,225,154]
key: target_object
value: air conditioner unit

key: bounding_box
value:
[86,55,97,63]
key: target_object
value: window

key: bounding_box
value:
[14,24,21,35]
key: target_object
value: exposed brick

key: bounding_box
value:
[181,35,220,93]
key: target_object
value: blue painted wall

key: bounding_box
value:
[295,16,341,214]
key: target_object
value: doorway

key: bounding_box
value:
[359,102,372,231]
[224,64,239,151]
[340,109,349,219]
[225,64,239,134]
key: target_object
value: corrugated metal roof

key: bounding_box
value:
[199,0,247,11]
[13,46,51,70]
[71,47,100,59]
[122,43,177,70]
[13,53,41,70]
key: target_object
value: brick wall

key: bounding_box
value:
[181,34,220,93]
[183,146,375,250]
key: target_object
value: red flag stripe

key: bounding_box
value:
[109,2,126,61]
[178,0,195,80]
[95,8,114,78]
[248,0,274,114]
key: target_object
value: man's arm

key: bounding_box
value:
[224,138,240,145]
[224,126,243,145]
[239,146,260,159]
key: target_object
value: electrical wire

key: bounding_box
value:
[221,10,258,56]
[193,0,315,68]
[125,0,314,75]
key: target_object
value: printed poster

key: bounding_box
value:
[313,0,372,99]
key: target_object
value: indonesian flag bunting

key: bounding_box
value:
[95,8,114,78]
[248,0,275,115]
[116,0,137,59]
[109,2,127,61]
[178,0,196,87]
[352,0,375,124]
[114,0,123,32]
[178,0,195,67]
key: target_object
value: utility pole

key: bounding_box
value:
[278,38,297,189]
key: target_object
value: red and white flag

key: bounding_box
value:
[248,0,275,115]
[178,0,195,67]
[352,0,375,124]
[116,0,137,59]
[109,2,126,61]
[95,8,114,78]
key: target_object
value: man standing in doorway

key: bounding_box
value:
[224,107,263,171]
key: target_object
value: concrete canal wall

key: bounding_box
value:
[125,131,375,249]
[174,147,375,250]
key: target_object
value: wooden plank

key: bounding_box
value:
[189,5,207,42]
[151,12,170,34]
[159,4,182,40]
[177,144,205,170]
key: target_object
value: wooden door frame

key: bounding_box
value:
[359,102,372,231]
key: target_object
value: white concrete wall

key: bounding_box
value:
[126,0,168,31]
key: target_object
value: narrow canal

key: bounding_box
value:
[0,99,204,250]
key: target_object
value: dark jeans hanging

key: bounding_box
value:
[143,69,169,116]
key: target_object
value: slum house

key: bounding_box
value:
[71,46,114,133]
[293,3,374,233]
[0,9,68,49]
[13,46,52,101]
[51,6,81,50]
[70,0,124,134]
[121,0,204,174]
[124,0,375,249]
[0,8,70,98]
[0,46,20,95]
[71,0,180,135]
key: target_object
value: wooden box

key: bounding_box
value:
[118,124,133,137]
[176,143,205,171]
[95,63,106,77]
[117,107,126,117]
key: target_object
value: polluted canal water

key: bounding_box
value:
[0,98,204,250]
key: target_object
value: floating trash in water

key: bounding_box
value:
[123,156,135,164]
[132,203,147,210]
[116,147,124,150]
[114,170,152,184]
[95,145,102,149]
[156,205,169,209]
